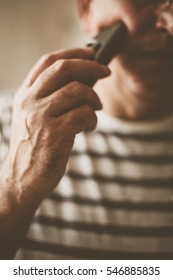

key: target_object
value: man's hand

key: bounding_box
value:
[0,48,110,258]
[9,48,110,198]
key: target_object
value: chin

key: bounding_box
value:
[133,76,173,101]
[117,54,173,96]
[127,65,173,100]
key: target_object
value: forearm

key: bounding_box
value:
[0,161,41,259]
[0,47,109,259]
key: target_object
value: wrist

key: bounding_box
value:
[0,159,41,259]
[0,158,42,215]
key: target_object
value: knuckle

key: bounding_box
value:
[70,109,85,127]
[73,80,85,87]
[70,105,96,127]
[82,104,94,114]
[40,53,57,66]
[62,81,83,99]
[55,59,70,72]
[69,81,83,91]
[39,68,51,82]
[82,104,97,128]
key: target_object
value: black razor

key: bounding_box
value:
[87,22,127,65]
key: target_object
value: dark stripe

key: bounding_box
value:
[66,170,173,187]
[48,193,173,212]
[91,130,173,142]
[22,239,173,260]
[33,216,173,237]
[71,150,173,164]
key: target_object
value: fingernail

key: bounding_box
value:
[102,65,111,75]
[85,47,95,54]
[96,101,103,110]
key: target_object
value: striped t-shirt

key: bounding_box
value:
[0,92,173,260]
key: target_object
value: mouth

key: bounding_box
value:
[126,34,173,62]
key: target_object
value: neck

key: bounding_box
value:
[94,67,173,122]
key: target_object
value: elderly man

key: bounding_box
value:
[0,0,173,259]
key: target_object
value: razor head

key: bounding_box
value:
[87,22,127,65]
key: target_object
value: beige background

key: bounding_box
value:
[0,0,86,91]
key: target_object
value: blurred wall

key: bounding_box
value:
[0,0,86,91]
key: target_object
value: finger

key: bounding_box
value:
[42,81,102,116]
[22,48,95,87]
[32,59,110,97]
[56,104,97,136]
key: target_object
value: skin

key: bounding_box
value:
[0,48,110,258]
[0,0,173,258]
[78,0,173,120]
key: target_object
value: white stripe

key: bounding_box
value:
[74,132,173,156]
[57,176,173,203]
[97,110,173,134]
[15,248,75,260]
[106,135,173,156]
[26,223,173,253]
[37,200,173,227]
[68,154,173,179]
